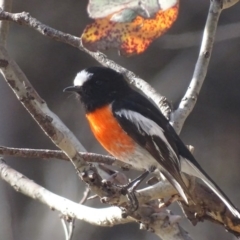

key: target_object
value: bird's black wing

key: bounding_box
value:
[112,92,192,203]
[113,90,240,218]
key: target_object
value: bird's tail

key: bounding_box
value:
[181,157,240,218]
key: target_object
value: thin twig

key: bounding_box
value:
[80,188,91,205]
[0,146,132,169]
[67,221,74,240]
[0,0,11,46]
[61,218,70,240]
[65,187,90,240]
[170,0,223,133]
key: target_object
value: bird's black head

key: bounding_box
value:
[63,67,131,112]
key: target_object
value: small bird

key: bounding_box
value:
[64,66,240,218]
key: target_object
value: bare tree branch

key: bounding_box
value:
[61,187,90,240]
[171,0,223,133]
[0,158,192,240]
[0,46,87,168]
[0,145,178,201]
[61,218,70,240]
[0,146,132,169]
[1,144,240,235]
[0,158,128,226]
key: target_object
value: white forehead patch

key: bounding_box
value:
[73,70,93,87]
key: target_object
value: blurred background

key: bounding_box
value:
[0,0,240,239]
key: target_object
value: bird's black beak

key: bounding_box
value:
[63,86,79,92]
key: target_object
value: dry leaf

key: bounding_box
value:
[88,0,178,21]
[81,2,179,56]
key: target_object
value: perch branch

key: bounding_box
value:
[0,158,192,240]
[1,144,240,235]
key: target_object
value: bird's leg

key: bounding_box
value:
[121,170,150,193]
[119,170,150,217]
[119,166,159,217]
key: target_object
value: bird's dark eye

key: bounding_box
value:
[95,80,103,86]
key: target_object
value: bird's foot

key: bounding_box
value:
[115,170,150,217]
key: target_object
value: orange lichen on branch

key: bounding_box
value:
[81,3,179,56]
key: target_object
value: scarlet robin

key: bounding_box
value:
[64,66,240,218]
